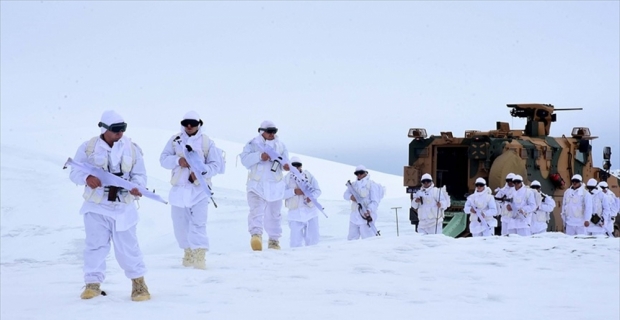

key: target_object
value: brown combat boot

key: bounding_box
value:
[193,248,207,270]
[250,234,262,251]
[131,277,151,301]
[80,283,102,299]
[268,239,281,250]
[182,248,193,267]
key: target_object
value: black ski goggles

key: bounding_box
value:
[181,119,201,127]
[475,183,485,187]
[512,180,523,184]
[421,179,432,184]
[354,170,366,176]
[98,122,127,133]
[291,162,302,168]
[505,179,513,183]
[260,127,278,134]
[531,185,541,189]
[571,179,581,183]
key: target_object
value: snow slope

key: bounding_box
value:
[1,123,619,320]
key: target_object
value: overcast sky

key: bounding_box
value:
[1,1,618,175]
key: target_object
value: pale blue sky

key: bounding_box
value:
[1,1,618,175]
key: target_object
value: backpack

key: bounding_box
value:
[372,180,386,202]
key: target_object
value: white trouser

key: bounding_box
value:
[565,225,586,235]
[530,221,548,235]
[501,221,510,235]
[289,217,319,247]
[247,191,282,240]
[506,228,531,236]
[606,217,614,234]
[171,198,210,250]
[83,212,146,283]
[588,231,608,236]
[472,228,493,237]
[348,222,376,240]
[418,222,443,235]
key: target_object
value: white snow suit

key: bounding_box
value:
[561,186,593,235]
[530,190,556,235]
[465,188,498,237]
[601,190,619,235]
[240,135,289,241]
[411,183,450,235]
[69,135,147,284]
[159,127,224,250]
[284,170,322,247]
[495,183,515,235]
[344,175,381,240]
[586,189,611,236]
[506,186,536,236]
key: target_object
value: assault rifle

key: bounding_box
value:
[590,213,602,225]
[494,195,513,203]
[184,144,218,207]
[64,158,168,204]
[473,207,492,231]
[173,136,217,206]
[346,180,380,236]
[255,140,328,218]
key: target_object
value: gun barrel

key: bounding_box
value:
[554,108,583,111]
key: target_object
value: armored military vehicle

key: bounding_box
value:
[403,103,620,237]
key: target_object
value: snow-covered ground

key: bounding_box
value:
[1,121,619,320]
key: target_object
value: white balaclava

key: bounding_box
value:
[474,177,487,194]
[180,110,202,132]
[421,173,434,189]
[290,156,302,172]
[99,110,125,134]
[354,165,368,181]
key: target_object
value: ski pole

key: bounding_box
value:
[392,207,402,236]
[435,186,442,234]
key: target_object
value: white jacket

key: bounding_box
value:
[69,135,146,231]
[240,135,289,201]
[159,127,223,208]
[495,184,515,224]
[530,190,556,233]
[284,170,322,222]
[507,186,536,230]
[411,183,451,229]
[587,189,611,234]
[601,190,619,216]
[465,189,498,234]
[344,175,381,226]
[562,186,593,227]
[603,191,620,233]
